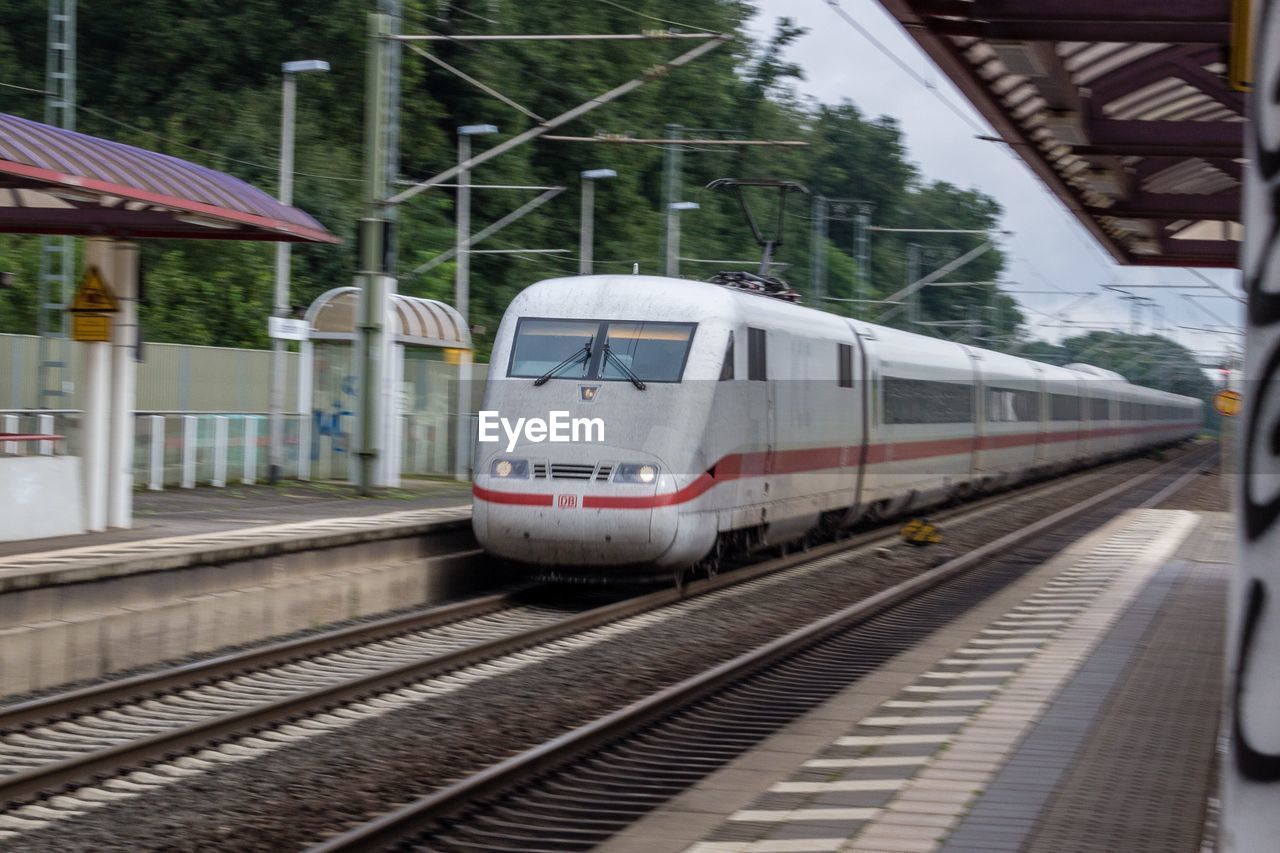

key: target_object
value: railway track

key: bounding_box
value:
[0,446,1206,840]
[307,445,1212,852]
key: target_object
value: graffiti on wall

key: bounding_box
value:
[1230,1,1280,845]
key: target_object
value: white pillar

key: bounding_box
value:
[2,414,17,455]
[38,414,54,456]
[212,415,228,487]
[243,416,258,485]
[297,339,313,481]
[182,415,197,488]
[80,238,114,531]
[108,241,139,528]
[149,414,164,490]
[454,352,473,481]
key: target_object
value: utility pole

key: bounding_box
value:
[855,203,873,317]
[906,243,922,326]
[38,0,75,410]
[355,10,399,494]
[810,194,828,301]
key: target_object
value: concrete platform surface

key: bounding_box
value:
[601,508,1231,853]
[0,478,471,560]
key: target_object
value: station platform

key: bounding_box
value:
[0,482,475,697]
[602,507,1231,853]
[0,478,472,560]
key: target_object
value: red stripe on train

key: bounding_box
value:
[473,422,1199,510]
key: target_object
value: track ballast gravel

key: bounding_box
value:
[8,450,1187,853]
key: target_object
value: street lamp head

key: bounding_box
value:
[283,59,330,74]
[670,201,700,211]
[582,169,617,181]
[459,124,499,136]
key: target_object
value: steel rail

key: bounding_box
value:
[307,446,1212,852]
[0,446,1154,731]
[0,548,493,729]
[0,447,1202,810]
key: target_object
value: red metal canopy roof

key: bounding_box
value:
[873,0,1243,268]
[0,112,337,243]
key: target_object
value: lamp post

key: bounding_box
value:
[666,201,699,277]
[268,58,329,486]
[454,124,497,481]
[579,168,616,275]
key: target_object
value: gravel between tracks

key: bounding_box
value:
[9,450,1188,853]
[1156,460,1229,512]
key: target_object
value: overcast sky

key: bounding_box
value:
[743,0,1244,366]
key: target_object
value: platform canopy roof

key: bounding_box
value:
[306,286,472,350]
[874,0,1244,268]
[0,112,336,243]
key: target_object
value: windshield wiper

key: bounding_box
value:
[604,343,647,390]
[533,340,592,386]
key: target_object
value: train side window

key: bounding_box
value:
[837,343,854,388]
[748,327,767,381]
[884,376,973,424]
[985,386,1038,422]
[1050,393,1081,421]
[1089,397,1109,420]
[720,332,735,381]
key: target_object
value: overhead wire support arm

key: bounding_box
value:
[404,42,544,122]
[388,33,729,207]
[393,31,719,42]
[409,186,565,275]
[875,240,997,322]
[542,135,808,146]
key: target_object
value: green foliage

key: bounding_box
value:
[0,0,1018,360]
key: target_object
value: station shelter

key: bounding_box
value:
[0,111,336,540]
[300,286,474,485]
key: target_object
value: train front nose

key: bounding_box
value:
[472,448,679,568]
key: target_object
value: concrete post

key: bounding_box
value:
[181,414,196,489]
[297,339,313,481]
[108,241,139,528]
[80,238,113,531]
[149,414,164,490]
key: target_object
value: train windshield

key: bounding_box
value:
[600,322,695,383]
[508,319,597,379]
[508,318,696,383]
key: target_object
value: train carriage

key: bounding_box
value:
[472,274,1203,577]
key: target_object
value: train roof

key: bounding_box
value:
[513,275,1200,405]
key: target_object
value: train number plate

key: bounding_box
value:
[557,494,578,509]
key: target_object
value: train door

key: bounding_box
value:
[1031,364,1049,468]
[964,347,985,482]
[740,326,771,520]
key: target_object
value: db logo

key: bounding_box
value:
[557,494,578,509]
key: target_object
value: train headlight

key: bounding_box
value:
[614,463,659,484]
[489,458,530,479]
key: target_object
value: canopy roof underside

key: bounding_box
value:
[875,0,1243,268]
[0,113,336,243]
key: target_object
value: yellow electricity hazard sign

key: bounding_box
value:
[900,518,942,547]
[1215,389,1242,417]
[70,266,119,313]
[71,313,111,342]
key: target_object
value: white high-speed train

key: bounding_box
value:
[471,274,1201,576]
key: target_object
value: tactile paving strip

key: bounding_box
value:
[685,509,1201,853]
